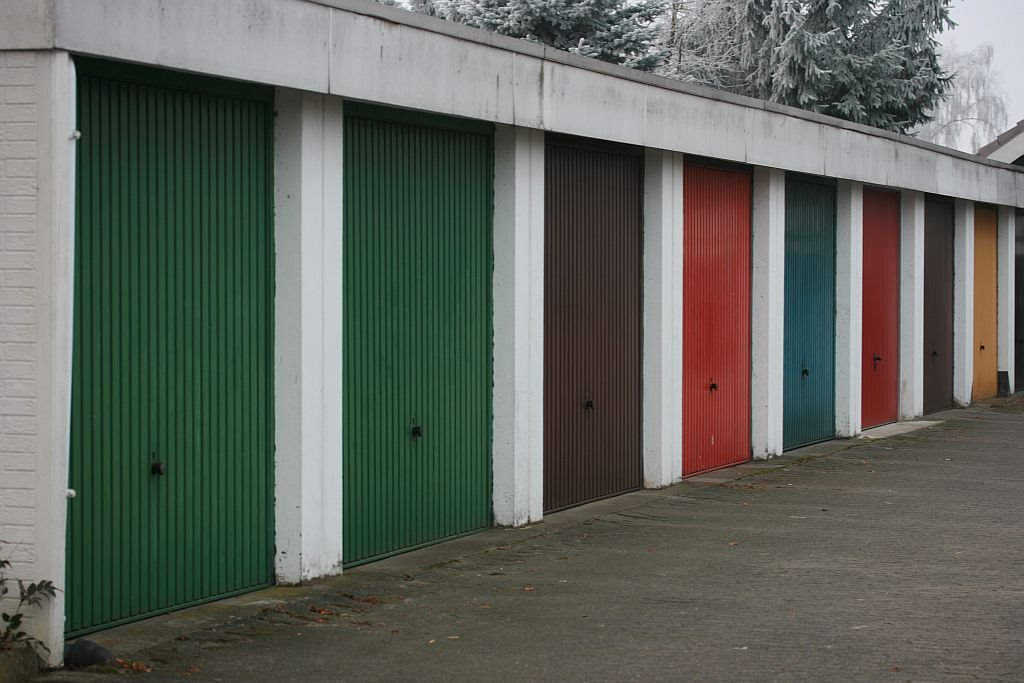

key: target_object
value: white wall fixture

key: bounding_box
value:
[642,149,684,487]
[899,191,926,419]
[273,90,345,583]
[835,181,864,437]
[492,125,545,526]
[750,167,786,459]
[953,199,976,406]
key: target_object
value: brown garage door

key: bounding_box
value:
[544,136,643,512]
[923,196,955,414]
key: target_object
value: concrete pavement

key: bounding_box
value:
[47,397,1024,681]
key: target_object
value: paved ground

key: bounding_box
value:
[48,397,1024,682]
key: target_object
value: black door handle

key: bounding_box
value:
[932,350,938,358]
[801,368,809,377]
[584,398,595,410]
[150,461,167,476]
[873,353,882,371]
[979,344,986,351]
[410,420,423,438]
[709,382,718,392]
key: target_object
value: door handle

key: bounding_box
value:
[584,398,595,410]
[801,368,809,377]
[410,419,423,438]
[932,350,938,358]
[979,344,986,351]
[873,353,882,371]
[150,461,167,476]
[709,382,718,392]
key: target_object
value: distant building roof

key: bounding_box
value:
[979,119,1024,166]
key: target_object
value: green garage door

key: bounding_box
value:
[783,175,837,450]
[343,105,493,566]
[66,60,275,635]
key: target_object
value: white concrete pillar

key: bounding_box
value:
[750,167,786,459]
[835,181,863,437]
[953,199,975,406]
[642,149,684,487]
[997,206,1016,394]
[899,191,926,420]
[273,90,344,582]
[14,50,76,666]
[492,125,545,526]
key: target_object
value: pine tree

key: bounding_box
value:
[415,0,667,72]
[661,0,956,134]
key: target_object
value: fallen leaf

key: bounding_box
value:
[174,635,189,641]
[427,639,437,645]
[447,636,460,640]
[728,541,740,547]
[523,585,535,592]
[477,603,492,609]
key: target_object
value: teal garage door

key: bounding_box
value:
[783,175,836,450]
[342,105,494,566]
[67,60,275,635]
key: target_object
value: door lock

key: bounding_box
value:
[410,420,424,438]
[150,461,167,476]
[873,353,882,371]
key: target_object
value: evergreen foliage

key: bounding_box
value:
[662,0,956,133]
[397,0,957,135]
[419,0,667,71]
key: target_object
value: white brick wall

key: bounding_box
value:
[0,49,75,664]
[0,50,40,577]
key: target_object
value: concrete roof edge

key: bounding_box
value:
[0,0,56,50]
[312,0,1024,175]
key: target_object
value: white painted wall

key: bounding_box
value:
[954,199,976,406]
[750,167,786,459]
[986,133,1024,166]
[273,90,344,583]
[3,0,1019,207]
[0,49,76,665]
[642,149,684,487]
[835,181,864,436]
[998,206,1016,393]
[899,191,925,420]
[492,125,544,526]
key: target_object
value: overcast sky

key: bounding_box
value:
[942,0,1024,132]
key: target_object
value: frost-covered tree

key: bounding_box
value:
[416,0,667,71]
[915,43,1008,153]
[661,0,955,134]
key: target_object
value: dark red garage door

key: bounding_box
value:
[682,163,751,476]
[861,188,901,428]
[544,136,643,512]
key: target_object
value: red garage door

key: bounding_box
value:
[861,188,901,428]
[683,163,751,476]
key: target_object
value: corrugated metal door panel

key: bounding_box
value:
[783,175,836,450]
[67,66,274,636]
[973,205,999,400]
[1016,211,1024,392]
[682,164,751,475]
[342,112,493,567]
[861,188,901,428]
[544,139,643,512]
[923,197,955,413]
